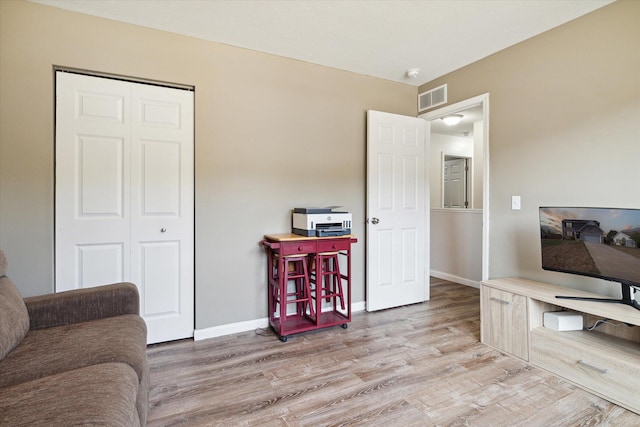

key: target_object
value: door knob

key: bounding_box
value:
[161,228,167,233]
[371,217,380,225]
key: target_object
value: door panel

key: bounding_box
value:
[138,98,182,128]
[366,110,428,311]
[376,229,394,287]
[140,140,181,215]
[140,241,181,315]
[56,73,131,291]
[76,91,125,123]
[131,82,194,344]
[78,135,125,216]
[377,154,394,209]
[401,228,418,283]
[402,156,418,210]
[76,243,125,287]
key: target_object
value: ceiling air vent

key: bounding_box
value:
[418,84,447,112]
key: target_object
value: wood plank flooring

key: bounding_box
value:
[146,278,640,426]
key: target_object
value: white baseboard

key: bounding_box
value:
[351,301,366,312]
[430,270,480,289]
[193,301,366,341]
[193,317,269,341]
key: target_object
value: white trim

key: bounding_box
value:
[430,270,480,289]
[194,317,269,341]
[351,301,366,312]
[420,93,490,282]
[53,65,194,91]
[193,301,367,341]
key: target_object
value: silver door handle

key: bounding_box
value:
[371,217,380,225]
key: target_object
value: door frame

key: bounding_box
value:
[420,93,490,281]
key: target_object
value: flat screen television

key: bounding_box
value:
[539,207,640,311]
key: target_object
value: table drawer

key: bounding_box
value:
[279,240,317,256]
[317,239,350,253]
[531,327,640,412]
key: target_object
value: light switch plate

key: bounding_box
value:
[511,195,521,210]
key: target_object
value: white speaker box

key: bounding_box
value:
[543,311,583,331]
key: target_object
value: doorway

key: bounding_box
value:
[420,94,489,285]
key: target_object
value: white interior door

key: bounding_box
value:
[444,158,467,208]
[55,74,132,288]
[55,72,194,344]
[366,110,429,311]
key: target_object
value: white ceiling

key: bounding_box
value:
[430,105,483,138]
[31,0,613,86]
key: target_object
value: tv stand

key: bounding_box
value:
[481,278,640,415]
[556,282,640,311]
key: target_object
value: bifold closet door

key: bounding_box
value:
[55,72,194,344]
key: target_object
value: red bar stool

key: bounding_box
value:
[310,252,345,310]
[272,254,315,318]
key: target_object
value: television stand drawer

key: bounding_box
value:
[531,326,640,413]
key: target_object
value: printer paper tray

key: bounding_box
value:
[316,229,348,237]
[292,227,350,237]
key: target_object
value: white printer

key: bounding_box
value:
[292,207,352,237]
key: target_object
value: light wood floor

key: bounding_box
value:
[147,278,640,426]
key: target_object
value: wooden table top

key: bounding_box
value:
[263,233,356,242]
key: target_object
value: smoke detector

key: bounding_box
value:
[406,68,420,79]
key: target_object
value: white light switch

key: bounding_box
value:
[511,196,521,210]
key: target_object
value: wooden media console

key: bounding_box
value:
[481,277,640,414]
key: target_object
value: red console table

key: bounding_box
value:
[261,233,357,342]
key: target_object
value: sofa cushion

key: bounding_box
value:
[0,314,147,388]
[24,282,141,330]
[0,313,149,424]
[0,275,30,361]
[0,362,140,427]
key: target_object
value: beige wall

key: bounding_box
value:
[420,1,640,296]
[430,209,483,284]
[0,1,416,329]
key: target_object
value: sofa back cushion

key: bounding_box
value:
[0,250,30,360]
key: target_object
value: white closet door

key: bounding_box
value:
[55,73,132,290]
[55,72,194,344]
[130,83,194,344]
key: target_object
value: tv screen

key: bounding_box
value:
[539,207,640,310]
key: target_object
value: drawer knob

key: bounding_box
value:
[578,359,608,374]
[298,246,303,251]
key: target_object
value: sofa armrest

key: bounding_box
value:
[23,282,140,330]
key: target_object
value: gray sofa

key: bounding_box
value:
[0,250,149,426]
